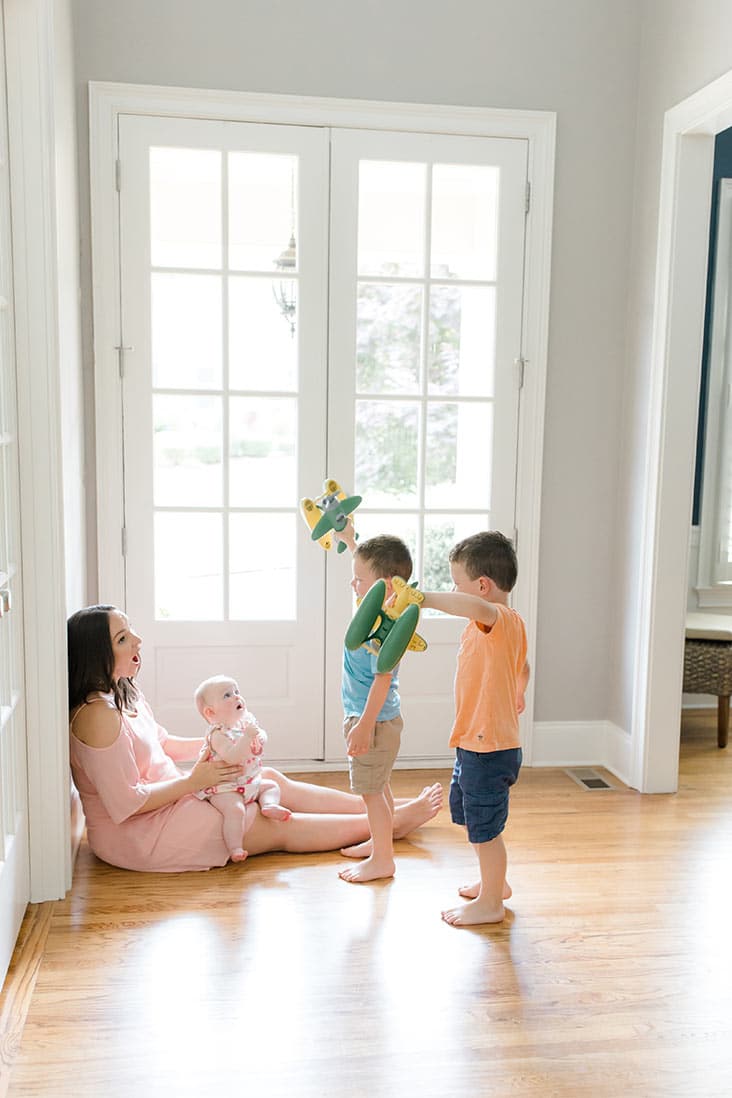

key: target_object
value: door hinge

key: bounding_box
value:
[121,526,127,557]
[514,356,526,389]
[115,344,133,379]
[525,180,531,214]
[115,159,122,192]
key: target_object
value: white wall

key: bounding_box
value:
[71,0,641,725]
[613,0,732,733]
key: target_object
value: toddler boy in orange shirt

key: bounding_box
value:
[421,531,529,927]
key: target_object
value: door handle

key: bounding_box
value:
[0,588,10,616]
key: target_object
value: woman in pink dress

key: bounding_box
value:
[68,605,442,873]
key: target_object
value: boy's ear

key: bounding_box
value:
[478,575,494,597]
[202,703,215,723]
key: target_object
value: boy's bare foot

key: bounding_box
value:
[338,856,396,884]
[441,899,505,927]
[260,804,292,821]
[341,784,443,857]
[458,880,512,900]
[230,849,248,863]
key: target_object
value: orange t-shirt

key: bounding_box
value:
[448,603,527,753]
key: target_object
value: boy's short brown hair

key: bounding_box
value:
[354,535,412,582]
[449,531,517,592]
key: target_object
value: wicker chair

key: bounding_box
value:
[683,638,732,748]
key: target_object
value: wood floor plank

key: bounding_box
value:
[5,716,732,1097]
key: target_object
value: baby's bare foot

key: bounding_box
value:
[260,804,292,821]
[441,898,505,927]
[230,849,248,863]
[338,856,395,884]
[458,880,512,900]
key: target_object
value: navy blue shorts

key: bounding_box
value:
[449,746,522,844]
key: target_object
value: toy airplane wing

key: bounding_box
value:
[310,496,362,541]
[300,496,333,550]
[407,632,427,653]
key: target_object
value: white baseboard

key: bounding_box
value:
[530,721,633,788]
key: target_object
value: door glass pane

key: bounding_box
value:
[356,283,422,394]
[153,395,222,507]
[355,400,419,508]
[428,285,495,396]
[150,147,221,269]
[423,513,490,593]
[431,164,499,281]
[352,511,418,576]
[151,273,222,390]
[155,512,223,620]
[229,396,297,508]
[229,513,295,619]
[425,402,493,509]
[358,161,425,277]
[229,153,297,272]
[229,276,297,391]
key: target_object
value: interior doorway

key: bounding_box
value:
[634,69,732,793]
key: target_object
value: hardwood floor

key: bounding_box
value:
[3,714,732,1097]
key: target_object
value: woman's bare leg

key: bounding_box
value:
[242,811,372,856]
[340,782,443,856]
[262,768,443,827]
[241,784,443,857]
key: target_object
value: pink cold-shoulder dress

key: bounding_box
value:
[69,694,231,872]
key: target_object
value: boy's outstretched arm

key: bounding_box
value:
[420,590,498,627]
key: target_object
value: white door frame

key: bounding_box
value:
[90,82,556,762]
[632,70,732,793]
[4,0,71,900]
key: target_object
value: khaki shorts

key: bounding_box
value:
[344,714,403,795]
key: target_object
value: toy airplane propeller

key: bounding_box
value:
[345,575,427,672]
[300,478,362,553]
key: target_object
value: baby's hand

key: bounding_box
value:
[250,733,265,756]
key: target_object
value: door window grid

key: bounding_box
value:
[149,148,300,620]
[354,159,499,591]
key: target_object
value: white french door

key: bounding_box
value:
[325,130,527,759]
[0,6,29,983]
[118,116,330,756]
[116,114,527,762]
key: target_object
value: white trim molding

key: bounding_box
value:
[4,0,71,900]
[532,721,633,789]
[89,81,556,753]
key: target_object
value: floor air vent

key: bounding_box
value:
[564,768,614,790]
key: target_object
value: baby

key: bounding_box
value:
[194,675,291,862]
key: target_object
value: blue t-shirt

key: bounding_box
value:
[341,644,401,721]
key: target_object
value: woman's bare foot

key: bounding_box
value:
[230,849,248,863]
[441,898,505,927]
[340,783,443,857]
[338,855,396,884]
[260,804,292,821]
[458,880,512,900]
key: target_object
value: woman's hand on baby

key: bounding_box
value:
[189,754,243,791]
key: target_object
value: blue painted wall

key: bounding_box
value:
[694,125,732,523]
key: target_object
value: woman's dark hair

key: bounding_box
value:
[67,605,138,713]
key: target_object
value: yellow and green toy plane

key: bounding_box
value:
[300,478,362,553]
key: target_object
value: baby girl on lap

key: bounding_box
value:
[194,675,291,862]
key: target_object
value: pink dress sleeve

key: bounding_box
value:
[75,727,151,824]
